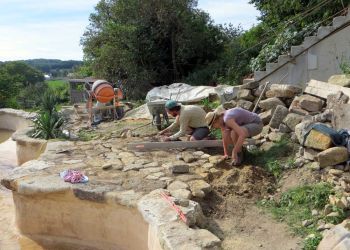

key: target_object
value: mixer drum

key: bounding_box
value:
[91,80,114,103]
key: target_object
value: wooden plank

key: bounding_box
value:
[304,79,350,102]
[127,139,256,151]
[127,140,223,151]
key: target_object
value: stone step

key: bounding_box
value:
[333,16,347,29]
[278,55,291,66]
[317,26,334,39]
[302,36,319,49]
[266,62,279,73]
[290,45,304,57]
[254,71,267,81]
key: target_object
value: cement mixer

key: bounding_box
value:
[86,80,118,125]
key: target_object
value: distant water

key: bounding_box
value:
[0,129,43,250]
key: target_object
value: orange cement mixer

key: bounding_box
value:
[87,80,116,125]
[91,80,115,103]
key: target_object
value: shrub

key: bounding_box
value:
[31,90,64,140]
[31,111,64,139]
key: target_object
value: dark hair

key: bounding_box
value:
[168,105,181,112]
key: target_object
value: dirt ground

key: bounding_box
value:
[199,162,302,250]
[0,116,306,250]
[92,119,304,250]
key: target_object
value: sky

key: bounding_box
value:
[0,0,260,61]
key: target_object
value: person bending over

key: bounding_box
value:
[158,100,210,141]
[205,107,263,166]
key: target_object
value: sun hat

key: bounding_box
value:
[165,100,179,110]
[205,106,226,129]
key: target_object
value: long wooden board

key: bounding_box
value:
[127,140,223,151]
[127,139,256,151]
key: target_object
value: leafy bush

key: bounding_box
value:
[201,98,220,111]
[303,234,323,250]
[17,82,48,109]
[250,24,318,71]
[210,128,222,139]
[340,58,350,75]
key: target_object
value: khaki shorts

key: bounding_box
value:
[242,122,263,137]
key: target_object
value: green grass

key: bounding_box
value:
[210,128,222,139]
[259,183,347,250]
[201,97,220,111]
[47,79,68,90]
[77,129,99,141]
[244,138,296,179]
[46,79,70,104]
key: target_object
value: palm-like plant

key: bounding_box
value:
[32,111,64,139]
[31,90,64,139]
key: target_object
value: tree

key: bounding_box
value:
[248,0,350,71]
[0,62,45,108]
[81,0,226,98]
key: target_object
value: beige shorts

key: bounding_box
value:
[242,122,263,137]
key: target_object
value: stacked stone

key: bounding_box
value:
[224,80,350,244]
[223,80,349,172]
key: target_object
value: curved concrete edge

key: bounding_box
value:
[12,127,47,166]
[0,108,35,131]
[0,108,48,166]
[3,162,221,249]
[12,190,150,250]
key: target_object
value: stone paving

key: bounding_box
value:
[2,136,225,249]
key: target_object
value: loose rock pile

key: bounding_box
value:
[221,79,350,248]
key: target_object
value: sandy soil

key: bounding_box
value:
[0,133,42,250]
[201,163,302,250]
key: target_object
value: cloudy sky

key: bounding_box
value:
[0,0,260,61]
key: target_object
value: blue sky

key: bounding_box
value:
[0,0,260,61]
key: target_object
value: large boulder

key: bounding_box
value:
[318,223,350,250]
[327,91,349,109]
[259,97,285,112]
[299,95,324,112]
[269,105,289,129]
[265,84,302,98]
[237,99,254,111]
[304,130,333,151]
[294,121,333,151]
[241,80,259,89]
[317,147,348,168]
[222,100,237,110]
[237,89,255,101]
[259,109,273,125]
[328,74,350,87]
[283,113,304,131]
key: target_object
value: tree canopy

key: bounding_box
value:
[79,0,350,99]
[81,0,232,97]
[0,62,45,108]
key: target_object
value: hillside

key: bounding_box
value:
[1,59,82,77]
